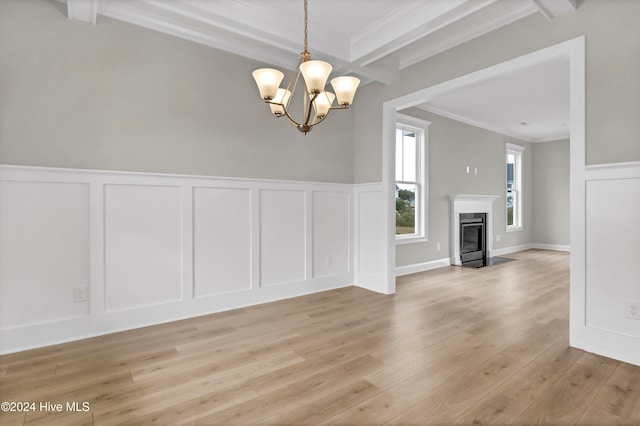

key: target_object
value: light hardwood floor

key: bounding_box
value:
[2,249,640,425]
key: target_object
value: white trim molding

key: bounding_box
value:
[395,113,431,245]
[506,142,525,232]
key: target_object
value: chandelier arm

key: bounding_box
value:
[310,110,330,127]
[266,100,303,127]
[310,104,350,126]
[303,91,319,127]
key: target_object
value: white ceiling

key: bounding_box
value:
[416,57,570,142]
[65,0,577,141]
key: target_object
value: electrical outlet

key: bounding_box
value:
[495,234,501,242]
[326,256,332,267]
[626,301,640,320]
[74,286,89,302]
[436,242,441,251]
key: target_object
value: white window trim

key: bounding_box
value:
[506,142,525,232]
[395,113,430,244]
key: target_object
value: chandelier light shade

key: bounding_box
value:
[251,0,360,134]
[268,88,292,115]
[331,76,360,106]
[252,68,285,100]
[312,91,335,118]
[299,60,332,94]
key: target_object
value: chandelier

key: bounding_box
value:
[252,0,360,134]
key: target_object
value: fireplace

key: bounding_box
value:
[460,213,486,267]
[450,194,500,267]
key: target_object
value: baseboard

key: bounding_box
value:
[492,243,570,257]
[396,258,450,276]
[531,243,570,252]
[491,244,534,257]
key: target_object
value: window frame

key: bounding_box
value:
[395,114,430,244]
[506,142,525,232]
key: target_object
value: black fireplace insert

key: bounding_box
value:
[460,213,486,268]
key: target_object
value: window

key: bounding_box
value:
[395,114,429,243]
[506,143,525,231]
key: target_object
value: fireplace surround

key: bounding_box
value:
[450,194,500,267]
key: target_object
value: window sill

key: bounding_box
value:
[506,226,523,233]
[396,236,428,245]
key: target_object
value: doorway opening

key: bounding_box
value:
[381,37,585,349]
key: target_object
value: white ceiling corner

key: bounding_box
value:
[530,0,578,20]
[67,0,98,25]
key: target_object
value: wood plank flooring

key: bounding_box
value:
[2,249,640,425]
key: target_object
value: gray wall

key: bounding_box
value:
[396,109,532,267]
[354,0,640,184]
[532,139,570,246]
[0,0,354,183]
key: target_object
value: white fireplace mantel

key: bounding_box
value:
[450,194,501,266]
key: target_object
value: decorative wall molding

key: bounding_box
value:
[0,165,353,354]
[584,161,640,362]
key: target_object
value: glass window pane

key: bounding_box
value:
[507,190,515,226]
[402,131,416,182]
[506,162,514,189]
[396,183,417,235]
[395,129,403,181]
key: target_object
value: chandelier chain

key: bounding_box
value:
[303,0,308,53]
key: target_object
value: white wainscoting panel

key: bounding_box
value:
[312,191,350,278]
[0,181,90,328]
[586,177,640,338]
[104,184,184,311]
[259,189,306,287]
[0,166,354,354]
[357,190,385,278]
[193,187,251,296]
[353,184,388,293]
[576,161,640,366]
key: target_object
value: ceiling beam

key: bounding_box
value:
[67,0,99,26]
[529,0,577,20]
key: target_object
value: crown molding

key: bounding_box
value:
[397,0,538,70]
[351,0,463,62]
[354,0,500,67]
[417,104,569,143]
[532,131,571,143]
[417,104,535,142]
